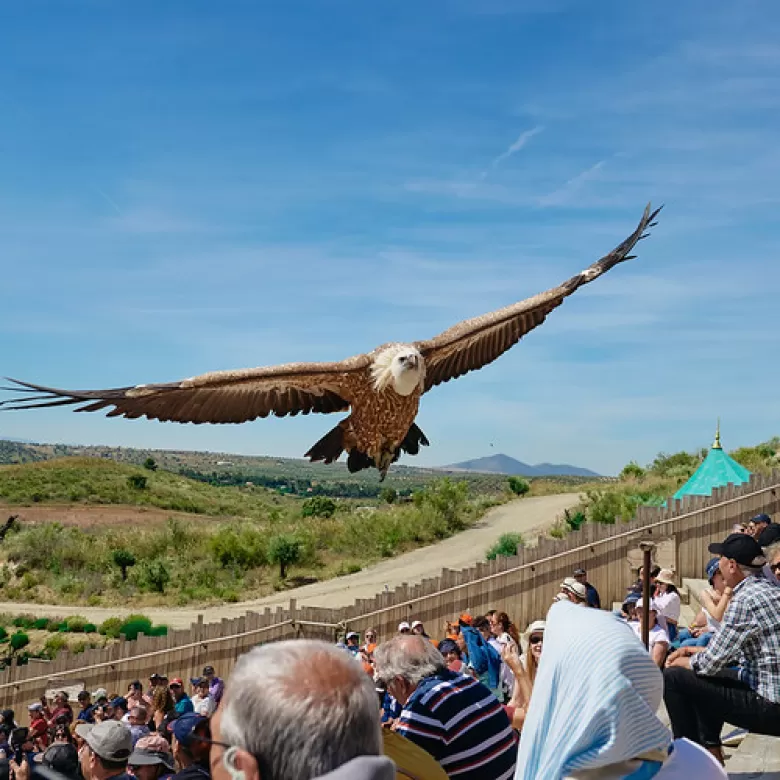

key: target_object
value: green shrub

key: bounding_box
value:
[10,632,29,652]
[138,559,170,593]
[43,634,68,658]
[209,526,267,569]
[83,623,97,634]
[127,474,148,490]
[301,496,336,519]
[65,616,88,633]
[565,509,587,531]
[507,477,530,497]
[98,617,123,639]
[486,532,525,560]
[71,640,87,654]
[32,618,49,630]
[46,619,63,632]
[143,457,158,472]
[379,487,397,504]
[147,624,168,637]
[119,616,153,641]
[0,627,8,641]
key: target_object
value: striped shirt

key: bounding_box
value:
[394,670,516,780]
[691,574,780,703]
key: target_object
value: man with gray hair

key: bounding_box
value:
[209,639,394,780]
[373,635,516,779]
[664,532,780,765]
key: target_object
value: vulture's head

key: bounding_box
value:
[371,344,425,396]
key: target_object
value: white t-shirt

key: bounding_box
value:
[631,621,669,651]
[191,693,216,716]
[652,591,681,632]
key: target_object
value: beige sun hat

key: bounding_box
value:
[655,568,676,586]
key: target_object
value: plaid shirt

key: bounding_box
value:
[691,574,780,703]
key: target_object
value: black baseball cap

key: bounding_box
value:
[709,533,766,566]
[758,523,780,547]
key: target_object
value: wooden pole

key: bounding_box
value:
[639,541,656,650]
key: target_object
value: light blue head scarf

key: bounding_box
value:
[515,601,671,780]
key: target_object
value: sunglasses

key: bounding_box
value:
[770,561,780,573]
[529,635,544,645]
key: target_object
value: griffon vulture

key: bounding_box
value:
[1,204,660,479]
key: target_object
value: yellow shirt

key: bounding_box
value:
[382,729,448,780]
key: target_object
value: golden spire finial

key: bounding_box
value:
[713,418,722,449]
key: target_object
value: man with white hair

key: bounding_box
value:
[208,639,394,780]
[664,532,780,765]
[373,634,516,779]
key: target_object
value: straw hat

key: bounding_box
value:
[655,568,676,586]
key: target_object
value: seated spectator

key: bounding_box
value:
[362,629,378,655]
[460,615,502,699]
[201,667,224,705]
[109,697,129,722]
[574,567,601,609]
[345,632,361,655]
[74,720,134,780]
[747,512,772,539]
[45,692,74,728]
[211,639,388,780]
[664,532,780,764]
[759,523,780,584]
[410,620,437,647]
[151,685,174,730]
[397,622,411,635]
[515,601,725,779]
[488,611,519,700]
[435,639,463,673]
[76,691,94,724]
[627,564,661,598]
[631,601,670,668]
[128,734,175,780]
[126,681,147,711]
[34,741,82,780]
[190,679,216,717]
[653,569,681,642]
[169,679,194,716]
[521,620,545,682]
[374,634,516,779]
[168,713,211,780]
[675,558,730,648]
[128,707,151,746]
[28,703,49,748]
[558,577,588,604]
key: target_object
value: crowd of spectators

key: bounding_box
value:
[1,514,778,779]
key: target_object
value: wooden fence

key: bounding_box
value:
[1,470,777,715]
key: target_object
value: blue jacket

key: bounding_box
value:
[460,626,501,690]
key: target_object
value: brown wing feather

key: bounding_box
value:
[415,203,661,392]
[0,356,370,423]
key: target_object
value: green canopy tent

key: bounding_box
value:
[673,424,751,500]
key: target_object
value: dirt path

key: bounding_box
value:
[0,494,578,628]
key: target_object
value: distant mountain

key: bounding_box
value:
[441,453,600,478]
[0,436,36,444]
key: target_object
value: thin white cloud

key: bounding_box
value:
[482,126,543,177]
[537,159,606,206]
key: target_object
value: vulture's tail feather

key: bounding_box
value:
[305,424,346,465]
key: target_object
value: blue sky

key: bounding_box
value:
[1,1,779,475]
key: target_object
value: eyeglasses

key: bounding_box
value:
[770,561,780,573]
[529,635,544,645]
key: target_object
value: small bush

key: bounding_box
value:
[336,561,362,576]
[127,474,148,490]
[46,619,63,632]
[486,532,525,560]
[32,618,49,630]
[507,477,530,497]
[112,549,137,581]
[301,496,336,519]
[143,457,158,472]
[147,625,168,637]
[10,632,29,652]
[65,616,88,633]
[0,627,8,641]
[138,559,170,593]
[43,634,68,659]
[71,640,87,654]
[379,487,397,505]
[83,623,97,634]
[120,617,153,641]
[98,617,123,639]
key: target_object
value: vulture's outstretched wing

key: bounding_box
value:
[0,356,372,423]
[414,203,661,393]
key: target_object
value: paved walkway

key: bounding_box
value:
[0,493,578,628]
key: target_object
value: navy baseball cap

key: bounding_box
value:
[750,513,772,525]
[110,697,128,711]
[168,712,208,747]
[705,557,720,581]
